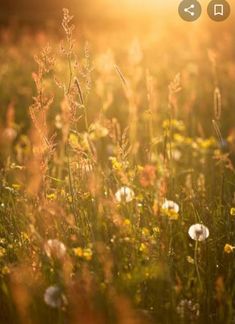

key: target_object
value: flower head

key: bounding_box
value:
[44,239,66,260]
[161,199,179,220]
[44,285,67,308]
[188,224,209,241]
[224,243,235,254]
[162,200,179,213]
[73,247,93,261]
[115,186,135,203]
[230,208,235,216]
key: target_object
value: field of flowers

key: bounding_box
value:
[0,7,235,324]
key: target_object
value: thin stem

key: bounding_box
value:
[194,240,202,289]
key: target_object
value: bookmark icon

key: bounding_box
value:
[207,0,231,21]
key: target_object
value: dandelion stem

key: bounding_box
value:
[194,240,202,289]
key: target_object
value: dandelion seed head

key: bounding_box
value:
[162,200,179,213]
[44,239,66,260]
[188,224,209,241]
[115,186,135,203]
[44,285,67,308]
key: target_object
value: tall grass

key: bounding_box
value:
[0,8,235,324]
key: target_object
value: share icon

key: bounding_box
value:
[184,4,195,16]
[178,1,202,21]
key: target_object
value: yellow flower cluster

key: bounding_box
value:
[73,247,93,261]
[162,119,186,132]
[109,157,123,171]
[173,134,216,150]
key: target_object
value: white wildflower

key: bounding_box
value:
[44,239,66,260]
[188,224,209,241]
[162,200,179,213]
[115,186,135,203]
[44,285,67,308]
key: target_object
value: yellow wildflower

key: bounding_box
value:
[69,133,79,147]
[142,228,150,236]
[83,248,93,261]
[153,227,160,234]
[139,243,148,253]
[0,247,6,258]
[12,183,21,190]
[187,256,194,264]
[173,133,185,144]
[123,219,131,226]
[109,157,122,171]
[224,244,235,254]
[230,208,235,216]
[197,137,216,149]
[73,247,83,257]
[162,200,179,220]
[73,247,93,261]
[46,193,57,200]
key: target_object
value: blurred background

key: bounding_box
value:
[0,0,175,26]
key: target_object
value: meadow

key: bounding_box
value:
[0,6,235,323]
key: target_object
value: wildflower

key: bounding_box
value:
[89,122,109,140]
[153,227,160,234]
[44,239,66,260]
[109,157,122,171]
[73,247,83,257]
[162,119,185,132]
[83,248,93,261]
[173,133,185,144]
[197,137,216,150]
[69,133,79,148]
[139,243,148,253]
[12,183,21,190]
[46,193,57,200]
[0,247,6,258]
[162,199,179,220]
[230,208,235,216]
[162,200,179,213]
[172,149,182,161]
[44,285,67,309]
[123,219,131,226]
[20,232,30,242]
[115,186,135,203]
[188,224,209,241]
[142,227,150,237]
[139,164,156,187]
[187,256,195,264]
[73,247,93,261]
[224,244,235,254]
